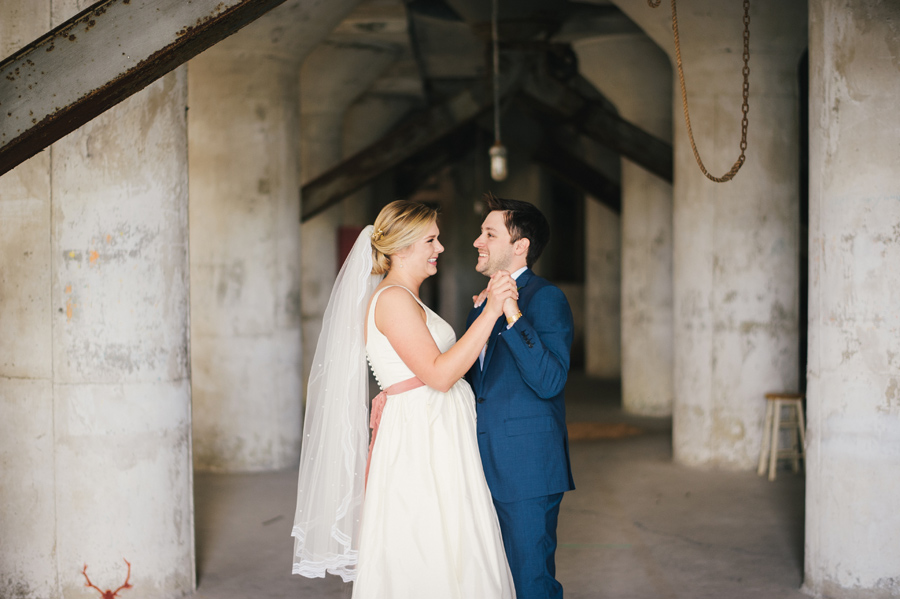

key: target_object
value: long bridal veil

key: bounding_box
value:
[292,225,381,582]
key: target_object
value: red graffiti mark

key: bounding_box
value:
[82,558,132,599]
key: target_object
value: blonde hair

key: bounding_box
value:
[370,200,439,275]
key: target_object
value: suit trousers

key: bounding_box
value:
[493,493,564,599]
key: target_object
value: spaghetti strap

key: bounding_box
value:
[370,284,426,309]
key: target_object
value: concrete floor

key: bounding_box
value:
[193,372,807,599]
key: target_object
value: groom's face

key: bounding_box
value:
[474,210,515,277]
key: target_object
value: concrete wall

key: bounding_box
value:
[805,1,900,596]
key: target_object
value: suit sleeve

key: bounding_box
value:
[498,285,573,399]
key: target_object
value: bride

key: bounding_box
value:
[292,200,517,598]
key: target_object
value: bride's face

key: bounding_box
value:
[395,221,444,277]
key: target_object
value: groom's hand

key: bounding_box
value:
[472,288,489,308]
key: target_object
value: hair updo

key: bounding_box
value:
[370,200,439,275]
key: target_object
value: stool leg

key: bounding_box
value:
[758,401,774,476]
[790,409,801,473]
[788,401,802,472]
[768,400,782,481]
[796,400,807,468]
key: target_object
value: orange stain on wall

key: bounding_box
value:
[89,250,99,264]
[65,285,74,321]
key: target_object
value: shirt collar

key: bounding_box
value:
[511,266,527,280]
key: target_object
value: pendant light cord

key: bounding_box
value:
[492,0,501,145]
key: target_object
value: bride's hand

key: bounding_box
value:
[484,271,518,318]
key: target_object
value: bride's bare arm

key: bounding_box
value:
[375,276,516,392]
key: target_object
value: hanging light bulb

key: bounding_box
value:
[490,141,507,181]
[488,0,507,182]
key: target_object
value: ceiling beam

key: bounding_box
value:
[300,72,521,222]
[520,71,673,183]
[0,0,286,177]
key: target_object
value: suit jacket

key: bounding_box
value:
[465,268,576,503]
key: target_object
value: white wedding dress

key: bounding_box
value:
[353,286,515,599]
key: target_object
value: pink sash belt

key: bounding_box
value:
[365,376,425,486]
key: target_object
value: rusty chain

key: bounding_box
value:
[649,0,751,182]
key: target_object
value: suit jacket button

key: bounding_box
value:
[476,397,486,404]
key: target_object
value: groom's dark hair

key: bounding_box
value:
[484,192,550,268]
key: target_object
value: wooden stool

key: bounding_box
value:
[757,392,806,481]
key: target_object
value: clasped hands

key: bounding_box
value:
[473,271,520,322]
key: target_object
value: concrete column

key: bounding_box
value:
[188,0,360,472]
[805,1,900,595]
[2,2,193,594]
[299,40,397,392]
[584,199,622,379]
[612,0,805,467]
[574,35,673,411]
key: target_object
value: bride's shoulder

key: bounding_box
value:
[373,285,425,320]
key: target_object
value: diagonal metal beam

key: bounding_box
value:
[0,0,286,177]
[391,121,479,199]
[300,72,521,222]
[533,142,621,213]
[521,71,673,183]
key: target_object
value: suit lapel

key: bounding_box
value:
[480,315,507,375]
[481,269,533,375]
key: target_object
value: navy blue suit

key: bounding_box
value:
[466,268,575,599]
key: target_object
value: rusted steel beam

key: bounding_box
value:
[0,0,286,177]
[301,73,521,222]
[521,72,673,183]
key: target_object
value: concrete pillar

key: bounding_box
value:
[574,35,673,415]
[188,0,360,472]
[584,199,622,378]
[299,39,397,392]
[805,1,900,595]
[612,0,805,467]
[2,3,193,594]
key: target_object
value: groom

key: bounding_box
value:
[465,193,575,599]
